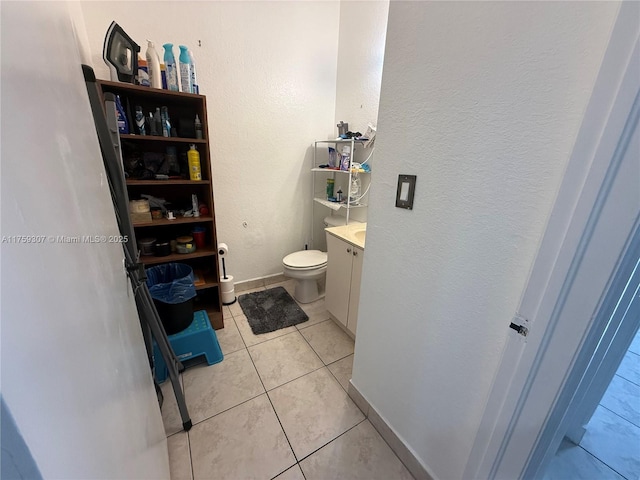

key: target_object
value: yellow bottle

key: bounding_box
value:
[187,144,202,181]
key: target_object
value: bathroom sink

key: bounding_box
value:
[353,229,366,244]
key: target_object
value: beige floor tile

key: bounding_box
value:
[183,349,264,424]
[215,318,245,355]
[222,305,233,319]
[268,367,365,460]
[274,464,305,480]
[235,313,297,347]
[160,375,185,436]
[296,298,331,329]
[328,354,354,392]
[300,319,354,364]
[269,279,297,297]
[168,432,192,480]
[299,420,414,480]
[189,394,296,480]
[248,331,323,390]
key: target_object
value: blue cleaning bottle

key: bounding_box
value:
[115,95,129,134]
[178,45,192,93]
[162,43,179,91]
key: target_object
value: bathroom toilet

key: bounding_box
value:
[283,216,361,304]
[282,249,327,304]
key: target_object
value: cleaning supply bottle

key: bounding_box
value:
[194,114,203,139]
[145,40,162,89]
[179,45,192,93]
[114,95,129,134]
[135,106,146,135]
[187,144,202,181]
[162,43,179,91]
[188,49,199,94]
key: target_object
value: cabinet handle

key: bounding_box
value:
[353,250,358,256]
[346,248,351,253]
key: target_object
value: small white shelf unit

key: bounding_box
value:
[311,138,372,247]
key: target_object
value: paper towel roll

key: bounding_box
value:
[218,242,229,257]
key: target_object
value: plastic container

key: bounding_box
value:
[326,178,334,199]
[188,49,199,94]
[114,95,129,134]
[195,114,203,139]
[137,58,150,87]
[145,41,162,89]
[139,237,156,255]
[178,45,192,93]
[188,144,202,181]
[162,43,179,91]
[155,240,171,256]
[176,235,196,254]
[146,263,196,334]
[192,227,206,249]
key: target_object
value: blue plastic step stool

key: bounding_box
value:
[153,310,223,383]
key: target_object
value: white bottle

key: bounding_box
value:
[188,50,199,94]
[145,41,162,89]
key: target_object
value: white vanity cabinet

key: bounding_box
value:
[325,233,364,337]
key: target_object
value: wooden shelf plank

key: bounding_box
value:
[133,215,213,228]
[119,134,206,144]
[97,79,204,100]
[140,246,216,265]
[126,179,211,186]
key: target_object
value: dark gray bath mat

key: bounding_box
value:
[238,286,308,335]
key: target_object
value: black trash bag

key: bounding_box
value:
[146,263,197,335]
[146,263,196,303]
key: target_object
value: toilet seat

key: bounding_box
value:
[283,250,327,270]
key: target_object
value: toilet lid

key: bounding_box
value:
[283,250,327,269]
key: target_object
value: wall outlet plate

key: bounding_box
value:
[396,174,416,209]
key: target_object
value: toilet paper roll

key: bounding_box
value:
[218,242,229,257]
[220,275,234,293]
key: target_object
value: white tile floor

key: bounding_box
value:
[544,330,640,480]
[160,280,414,480]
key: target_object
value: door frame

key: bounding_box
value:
[463,3,640,478]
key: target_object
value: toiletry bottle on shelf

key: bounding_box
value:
[114,95,129,134]
[179,45,192,93]
[188,49,199,94]
[340,145,351,171]
[135,106,146,135]
[326,178,334,200]
[161,106,171,137]
[137,57,150,86]
[153,108,162,136]
[162,43,179,91]
[145,40,162,89]
[194,114,203,139]
[188,144,202,181]
[149,112,157,136]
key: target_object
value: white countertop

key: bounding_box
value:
[325,223,366,249]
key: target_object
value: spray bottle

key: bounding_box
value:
[179,45,192,93]
[162,43,179,91]
[188,49,199,94]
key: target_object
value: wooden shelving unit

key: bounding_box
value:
[97,80,224,330]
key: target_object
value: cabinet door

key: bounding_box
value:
[347,246,364,336]
[325,234,352,328]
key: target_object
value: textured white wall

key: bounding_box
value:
[80,1,340,282]
[351,2,619,479]
[1,2,168,477]
[334,0,389,134]
[311,0,389,248]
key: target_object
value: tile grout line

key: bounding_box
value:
[596,403,640,430]
[239,322,303,472]
[577,444,629,480]
[296,417,369,464]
